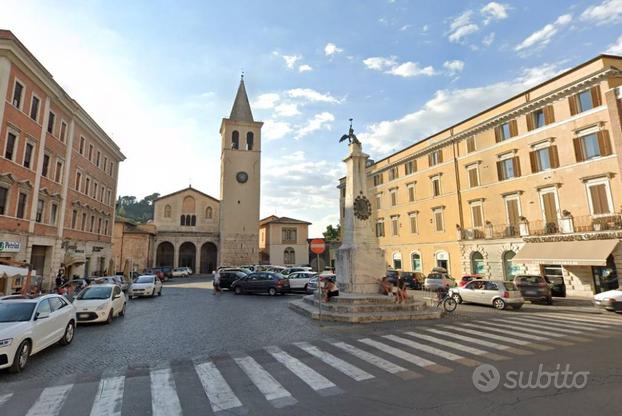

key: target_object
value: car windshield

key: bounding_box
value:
[0,302,36,322]
[78,286,112,300]
[503,282,519,291]
[134,276,154,284]
[520,276,543,284]
[427,274,443,280]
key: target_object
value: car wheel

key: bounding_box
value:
[493,298,506,310]
[10,340,31,373]
[268,287,277,296]
[106,310,113,324]
[120,303,126,317]
[452,293,463,304]
[59,321,75,345]
[234,286,242,295]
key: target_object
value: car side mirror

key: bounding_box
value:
[35,311,50,320]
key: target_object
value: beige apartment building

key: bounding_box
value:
[341,54,622,297]
[0,30,124,294]
[259,215,311,266]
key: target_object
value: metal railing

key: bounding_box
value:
[460,224,519,240]
[573,214,622,232]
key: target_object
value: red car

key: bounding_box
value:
[459,275,482,287]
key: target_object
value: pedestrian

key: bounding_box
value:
[213,269,221,294]
[377,276,392,296]
[322,277,339,302]
[395,272,408,303]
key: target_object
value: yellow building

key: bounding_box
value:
[341,54,622,297]
[259,215,310,266]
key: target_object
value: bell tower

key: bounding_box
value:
[218,76,263,266]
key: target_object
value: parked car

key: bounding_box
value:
[513,275,553,304]
[450,280,524,310]
[286,271,318,292]
[544,275,566,297]
[231,272,290,296]
[172,267,189,278]
[73,284,126,324]
[594,288,622,312]
[282,267,313,276]
[93,276,129,292]
[218,270,247,290]
[129,275,163,298]
[265,266,286,274]
[0,294,76,373]
[218,267,253,276]
[306,275,319,294]
[458,275,482,287]
[424,269,456,290]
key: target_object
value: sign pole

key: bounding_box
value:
[309,238,327,324]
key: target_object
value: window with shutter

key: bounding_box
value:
[467,167,479,187]
[434,210,444,232]
[471,204,483,228]
[541,192,558,225]
[466,137,476,153]
[408,185,415,202]
[568,95,579,116]
[597,130,612,156]
[505,198,520,226]
[589,184,610,215]
[410,215,418,233]
[544,105,555,124]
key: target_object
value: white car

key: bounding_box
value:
[286,271,317,292]
[594,288,622,313]
[172,267,189,278]
[0,294,76,373]
[129,275,163,298]
[73,284,126,324]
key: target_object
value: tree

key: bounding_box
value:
[323,224,341,242]
[115,193,160,223]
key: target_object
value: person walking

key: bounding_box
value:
[212,269,221,295]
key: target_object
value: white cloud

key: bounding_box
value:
[253,93,280,109]
[275,103,300,117]
[286,88,341,103]
[481,2,509,25]
[581,0,622,25]
[324,42,343,56]
[515,14,572,52]
[448,11,479,43]
[606,35,622,54]
[422,24,429,32]
[298,64,313,72]
[364,56,436,77]
[263,120,293,141]
[399,24,412,31]
[482,32,496,46]
[296,112,335,138]
[359,63,563,156]
[443,60,464,75]
[282,54,302,69]
[282,150,306,161]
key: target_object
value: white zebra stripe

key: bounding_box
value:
[404,331,496,357]
[294,342,374,381]
[89,376,125,416]
[535,313,622,325]
[447,325,531,345]
[194,361,243,412]
[460,322,549,341]
[26,384,73,416]
[382,335,470,362]
[424,328,513,351]
[481,320,567,338]
[332,342,408,374]
[521,315,610,330]
[150,368,182,416]
[502,317,586,334]
[0,393,13,407]
[265,346,336,391]
[358,338,438,368]
[234,355,294,402]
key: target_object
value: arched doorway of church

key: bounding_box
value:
[179,242,196,272]
[155,242,174,268]
[200,242,218,274]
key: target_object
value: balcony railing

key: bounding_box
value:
[459,223,520,240]
[573,214,622,232]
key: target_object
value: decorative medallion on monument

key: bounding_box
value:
[353,194,371,220]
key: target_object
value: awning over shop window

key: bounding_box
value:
[514,240,619,266]
[64,252,86,267]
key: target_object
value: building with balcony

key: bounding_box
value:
[0,30,125,293]
[340,54,622,297]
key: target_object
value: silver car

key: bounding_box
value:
[450,280,524,310]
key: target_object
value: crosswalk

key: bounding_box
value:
[1,311,620,416]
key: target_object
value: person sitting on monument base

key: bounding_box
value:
[322,277,339,302]
[395,273,408,304]
[378,276,393,296]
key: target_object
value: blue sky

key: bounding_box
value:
[2,0,622,236]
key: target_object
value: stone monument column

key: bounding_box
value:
[336,135,385,294]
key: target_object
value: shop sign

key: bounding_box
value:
[0,241,21,253]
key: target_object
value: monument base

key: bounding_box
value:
[336,244,386,294]
[288,293,442,323]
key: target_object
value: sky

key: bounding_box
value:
[2,0,622,237]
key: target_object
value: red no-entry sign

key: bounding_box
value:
[310,239,326,254]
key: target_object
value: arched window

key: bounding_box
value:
[435,251,449,272]
[205,206,213,219]
[471,251,485,275]
[180,215,185,226]
[232,130,239,150]
[246,132,254,150]
[411,252,422,272]
[164,205,171,218]
[284,247,295,265]
[503,250,517,281]
[392,252,402,270]
[191,215,196,226]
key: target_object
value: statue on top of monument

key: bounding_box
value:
[339,118,361,145]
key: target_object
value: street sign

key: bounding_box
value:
[309,239,326,254]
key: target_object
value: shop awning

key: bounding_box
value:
[514,240,619,266]
[64,252,86,267]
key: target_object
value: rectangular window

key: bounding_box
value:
[428,150,442,166]
[17,193,27,219]
[79,137,85,154]
[466,137,476,153]
[528,106,555,130]
[88,144,93,161]
[30,96,40,121]
[42,154,50,177]
[93,182,98,199]
[391,216,399,236]
[530,145,559,173]
[470,202,484,228]
[533,109,545,129]
[373,173,384,186]
[60,121,67,142]
[107,189,112,205]
[104,220,109,235]
[407,184,415,202]
[98,218,102,234]
[388,167,398,181]
[495,120,518,142]
[47,112,55,134]
[390,189,397,206]
[409,214,418,234]
[55,161,63,183]
[12,81,24,108]
[85,177,90,194]
[75,172,81,191]
[586,180,613,215]
[36,199,44,223]
[71,210,77,228]
[467,165,479,188]
[497,156,521,181]
[81,213,87,231]
[376,193,382,210]
[431,176,441,197]
[574,131,611,162]
[23,142,33,169]
[109,162,114,176]
[282,228,297,243]
[434,208,444,232]
[90,215,95,232]
[404,160,416,175]
[376,221,385,237]
[96,151,101,168]
[5,132,17,160]
[570,86,602,115]
[505,197,520,226]
[103,156,108,172]
[0,187,7,215]
[50,203,57,225]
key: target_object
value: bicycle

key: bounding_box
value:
[435,288,457,313]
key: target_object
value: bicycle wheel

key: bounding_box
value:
[443,297,457,313]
